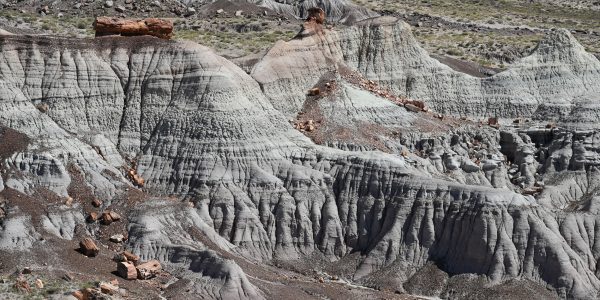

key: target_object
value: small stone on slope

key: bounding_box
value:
[117,261,137,280]
[136,260,162,279]
[79,238,99,257]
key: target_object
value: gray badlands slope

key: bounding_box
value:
[1,15,600,300]
[253,16,600,123]
[256,0,377,23]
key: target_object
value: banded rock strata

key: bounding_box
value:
[0,16,600,299]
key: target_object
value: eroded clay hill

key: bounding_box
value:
[253,16,600,124]
[1,14,600,300]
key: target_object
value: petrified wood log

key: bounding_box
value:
[79,238,99,257]
[93,17,173,39]
[306,7,325,24]
[136,260,162,279]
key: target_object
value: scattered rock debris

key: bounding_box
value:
[114,250,141,265]
[116,258,163,281]
[308,87,321,96]
[522,186,544,195]
[72,290,84,300]
[127,161,145,187]
[341,70,432,114]
[92,198,102,207]
[306,7,326,24]
[87,212,98,223]
[62,273,74,282]
[35,103,49,113]
[99,281,118,295]
[513,118,529,124]
[13,276,31,293]
[294,119,318,132]
[34,278,44,289]
[110,234,125,243]
[125,251,141,264]
[401,149,410,157]
[404,103,421,113]
[100,210,121,225]
[79,286,108,299]
[488,117,499,128]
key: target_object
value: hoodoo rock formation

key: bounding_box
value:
[1,11,600,300]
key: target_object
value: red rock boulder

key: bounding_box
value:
[93,17,173,39]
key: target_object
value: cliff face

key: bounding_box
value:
[1,17,600,299]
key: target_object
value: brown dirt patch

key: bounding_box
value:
[0,125,29,160]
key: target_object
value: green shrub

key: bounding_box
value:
[446,48,463,56]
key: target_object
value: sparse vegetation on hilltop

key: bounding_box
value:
[173,17,297,57]
[0,10,297,58]
[352,0,600,67]
[0,10,95,37]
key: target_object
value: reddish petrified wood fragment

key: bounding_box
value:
[79,238,99,257]
[306,7,325,24]
[136,259,162,279]
[93,17,173,39]
[117,261,138,280]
